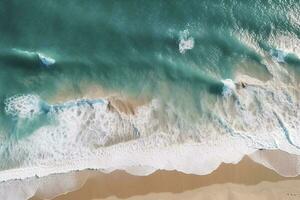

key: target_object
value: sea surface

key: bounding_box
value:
[0,0,300,180]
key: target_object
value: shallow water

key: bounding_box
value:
[0,0,300,180]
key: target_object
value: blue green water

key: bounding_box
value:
[0,1,300,175]
[1,1,293,99]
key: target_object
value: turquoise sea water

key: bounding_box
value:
[0,1,300,175]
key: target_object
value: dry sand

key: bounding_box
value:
[30,156,300,200]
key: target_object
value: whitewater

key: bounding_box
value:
[1,50,300,181]
[0,0,300,199]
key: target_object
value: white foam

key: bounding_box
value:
[37,53,56,67]
[179,29,194,54]
[0,96,255,182]
[0,134,253,180]
[4,95,42,119]
[221,79,236,97]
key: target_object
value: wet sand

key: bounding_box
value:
[93,180,300,200]
[30,156,300,200]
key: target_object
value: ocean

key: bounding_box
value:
[0,0,300,182]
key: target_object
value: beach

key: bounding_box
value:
[26,152,300,200]
[1,1,300,199]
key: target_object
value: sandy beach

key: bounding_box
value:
[27,153,300,200]
[1,1,300,200]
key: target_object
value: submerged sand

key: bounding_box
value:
[28,154,300,200]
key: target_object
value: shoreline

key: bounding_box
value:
[2,73,300,199]
[0,135,257,183]
[0,149,299,200]
[2,71,298,183]
[29,153,300,200]
[0,149,299,185]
